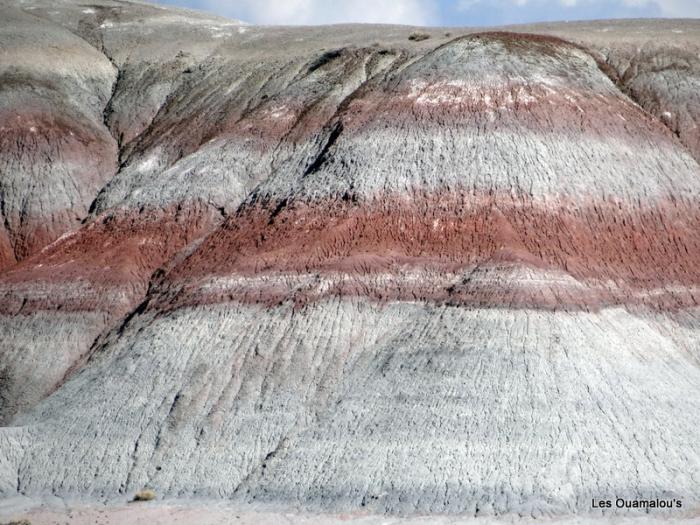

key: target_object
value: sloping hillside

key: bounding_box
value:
[0,1,699,519]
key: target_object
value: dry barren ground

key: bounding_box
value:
[1,498,699,525]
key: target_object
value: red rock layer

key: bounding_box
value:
[234,34,668,150]
[0,225,14,269]
[161,192,700,311]
[0,202,221,316]
[0,106,117,270]
[218,85,658,156]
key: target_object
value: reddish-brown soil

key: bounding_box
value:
[5,189,697,315]
[155,191,700,311]
[152,80,672,160]
[0,107,118,267]
[0,201,221,315]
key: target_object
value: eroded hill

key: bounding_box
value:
[0,1,699,518]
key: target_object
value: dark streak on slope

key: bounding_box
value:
[308,49,344,73]
[303,122,344,177]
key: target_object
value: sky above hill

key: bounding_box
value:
[154,0,700,26]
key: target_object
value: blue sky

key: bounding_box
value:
[153,0,700,26]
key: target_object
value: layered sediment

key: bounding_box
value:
[0,1,699,519]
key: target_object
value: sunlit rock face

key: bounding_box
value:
[0,1,699,518]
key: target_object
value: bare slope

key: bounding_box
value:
[0,0,699,519]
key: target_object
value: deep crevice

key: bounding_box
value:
[303,121,344,177]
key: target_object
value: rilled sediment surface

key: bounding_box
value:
[0,0,699,518]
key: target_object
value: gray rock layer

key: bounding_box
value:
[8,301,700,516]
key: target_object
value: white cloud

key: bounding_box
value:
[621,0,700,16]
[179,0,700,26]
[456,0,700,16]
[650,0,700,17]
[203,0,437,25]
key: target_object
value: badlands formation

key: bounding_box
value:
[1,0,700,521]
